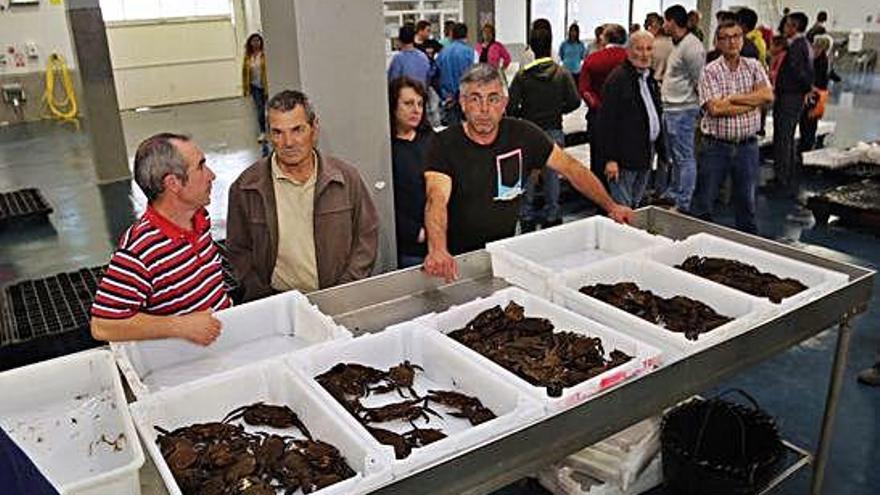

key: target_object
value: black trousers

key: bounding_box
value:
[772,92,806,193]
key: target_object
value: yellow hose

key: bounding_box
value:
[42,53,79,127]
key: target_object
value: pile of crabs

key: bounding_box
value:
[447,300,632,397]
[316,361,496,459]
[155,403,354,494]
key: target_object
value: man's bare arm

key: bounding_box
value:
[423,171,458,281]
[546,144,634,223]
[728,83,774,107]
[91,311,221,346]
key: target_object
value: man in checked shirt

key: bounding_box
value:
[691,20,774,234]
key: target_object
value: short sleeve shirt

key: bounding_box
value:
[699,56,770,141]
[90,207,232,319]
[426,118,554,254]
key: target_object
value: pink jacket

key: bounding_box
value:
[476,41,511,69]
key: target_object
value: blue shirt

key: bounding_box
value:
[387,48,433,86]
[558,40,586,74]
[436,40,475,100]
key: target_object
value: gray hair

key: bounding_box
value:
[459,63,507,96]
[813,34,833,53]
[133,133,190,202]
[266,89,317,125]
[627,29,654,48]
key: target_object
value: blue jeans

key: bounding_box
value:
[250,84,267,134]
[398,254,425,269]
[692,136,760,234]
[520,129,563,224]
[608,168,651,208]
[662,106,700,211]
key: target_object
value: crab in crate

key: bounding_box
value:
[370,360,424,398]
[153,402,356,495]
[448,300,635,397]
[358,397,442,424]
[426,390,497,425]
[222,402,312,439]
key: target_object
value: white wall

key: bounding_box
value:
[106,17,241,109]
[495,0,526,45]
[0,1,76,75]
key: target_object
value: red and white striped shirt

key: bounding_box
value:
[91,206,232,320]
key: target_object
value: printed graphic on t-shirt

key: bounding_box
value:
[495,149,524,201]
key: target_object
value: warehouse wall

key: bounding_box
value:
[0,1,80,124]
[106,17,241,110]
[0,0,257,117]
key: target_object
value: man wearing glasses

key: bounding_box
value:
[422,63,634,282]
[691,20,773,234]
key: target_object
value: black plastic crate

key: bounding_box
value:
[0,188,53,229]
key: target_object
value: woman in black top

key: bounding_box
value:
[799,34,832,152]
[389,77,434,267]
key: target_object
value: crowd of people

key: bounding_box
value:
[89,8,839,356]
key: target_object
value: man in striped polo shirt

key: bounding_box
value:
[90,133,231,345]
[692,20,774,234]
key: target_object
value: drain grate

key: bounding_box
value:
[0,188,53,229]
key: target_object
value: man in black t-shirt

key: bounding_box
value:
[423,63,634,281]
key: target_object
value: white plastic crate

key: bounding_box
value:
[285,323,545,478]
[412,287,663,412]
[112,290,351,398]
[486,216,673,297]
[551,258,772,357]
[0,350,144,495]
[639,233,849,311]
[129,361,390,495]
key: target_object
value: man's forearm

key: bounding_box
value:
[91,313,178,343]
[709,100,756,116]
[425,196,449,254]
[729,88,773,107]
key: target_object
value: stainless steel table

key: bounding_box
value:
[308,207,874,495]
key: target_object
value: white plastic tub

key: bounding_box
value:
[0,349,144,495]
[285,323,545,478]
[640,233,849,311]
[551,258,772,357]
[412,287,663,412]
[112,291,350,398]
[129,361,390,495]
[486,216,673,297]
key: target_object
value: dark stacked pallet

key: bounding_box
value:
[0,243,241,371]
[0,188,53,229]
[807,179,880,231]
[0,267,105,372]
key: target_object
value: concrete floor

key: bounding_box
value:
[1,72,879,494]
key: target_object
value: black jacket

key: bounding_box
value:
[596,60,664,170]
[392,130,433,259]
[776,35,814,96]
[506,58,581,131]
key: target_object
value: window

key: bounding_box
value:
[100,0,232,23]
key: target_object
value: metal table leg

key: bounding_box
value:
[810,315,853,495]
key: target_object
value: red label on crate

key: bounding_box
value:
[600,371,626,389]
